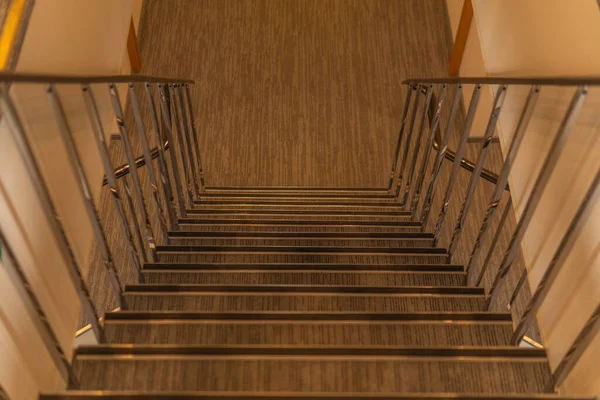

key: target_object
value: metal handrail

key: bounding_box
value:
[0,72,194,84]
[404,76,600,85]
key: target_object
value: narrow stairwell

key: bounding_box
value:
[42,188,592,399]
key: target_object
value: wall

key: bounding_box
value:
[0,1,135,398]
[451,0,600,396]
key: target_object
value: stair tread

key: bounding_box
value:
[142,263,464,272]
[39,392,597,400]
[156,245,446,254]
[179,219,421,226]
[168,231,434,238]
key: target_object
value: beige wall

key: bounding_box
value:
[0,1,138,399]
[450,0,600,396]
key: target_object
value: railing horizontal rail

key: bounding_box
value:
[0,72,194,84]
[404,76,600,85]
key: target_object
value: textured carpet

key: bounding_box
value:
[135,0,453,187]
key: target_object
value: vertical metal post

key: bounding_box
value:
[47,85,124,309]
[420,85,465,227]
[395,84,422,199]
[388,84,414,191]
[511,169,600,344]
[411,84,448,219]
[446,85,508,258]
[108,83,158,262]
[144,83,179,230]
[464,86,539,278]
[169,84,195,206]
[156,83,187,218]
[0,228,78,387]
[81,84,143,282]
[508,266,528,307]
[486,86,588,310]
[474,197,512,286]
[162,84,194,208]
[0,85,105,343]
[551,294,600,390]
[401,85,433,207]
[176,84,201,198]
[128,83,169,240]
[184,83,206,190]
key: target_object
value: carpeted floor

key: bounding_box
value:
[135,0,454,187]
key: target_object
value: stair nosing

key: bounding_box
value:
[123,284,484,295]
[74,345,547,359]
[143,262,464,274]
[103,311,512,322]
[155,245,447,255]
[186,210,412,217]
[167,231,434,239]
[178,219,422,227]
[38,391,597,400]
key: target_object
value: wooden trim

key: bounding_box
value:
[448,0,473,77]
[127,17,142,73]
[0,0,27,70]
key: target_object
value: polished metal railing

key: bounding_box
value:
[389,76,600,391]
[0,73,201,388]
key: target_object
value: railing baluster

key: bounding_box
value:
[128,83,169,241]
[410,84,448,219]
[108,83,158,262]
[464,86,539,279]
[475,197,512,286]
[176,84,201,197]
[157,83,188,218]
[420,84,465,227]
[395,84,422,200]
[82,84,143,282]
[0,228,78,387]
[388,84,414,192]
[184,83,206,190]
[401,85,434,207]
[168,84,195,206]
[446,85,508,259]
[551,286,600,390]
[47,85,124,309]
[145,83,180,229]
[511,169,600,345]
[485,86,588,310]
[0,84,105,342]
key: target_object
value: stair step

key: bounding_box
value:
[141,270,465,286]
[203,186,391,195]
[197,192,394,199]
[123,291,486,312]
[104,312,513,346]
[156,245,445,254]
[40,393,596,400]
[179,224,423,233]
[69,346,552,393]
[186,209,411,217]
[179,219,419,226]
[156,251,448,265]
[142,263,464,272]
[191,203,407,212]
[195,199,402,206]
[167,237,434,248]
[168,231,433,239]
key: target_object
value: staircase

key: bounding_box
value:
[0,74,596,399]
[42,187,590,399]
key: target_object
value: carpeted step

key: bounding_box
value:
[178,223,423,233]
[69,346,553,393]
[194,198,400,205]
[166,236,434,248]
[190,203,407,212]
[103,311,513,346]
[155,249,448,265]
[40,393,596,400]
[122,285,486,312]
[183,209,412,223]
[140,269,465,286]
